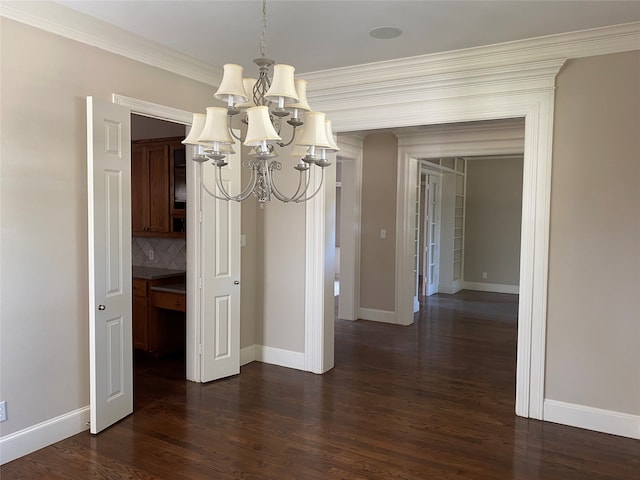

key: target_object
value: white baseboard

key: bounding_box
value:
[254,345,305,371]
[438,285,463,295]
[463,282,519,294]
[544,399,640,439]
[0,406,90,465]
[358,308,402,325]
[240,345,256,366]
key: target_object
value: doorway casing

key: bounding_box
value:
[112,94,207,380]
[306,57,566,419]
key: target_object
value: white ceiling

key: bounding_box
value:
[56,0,640,74]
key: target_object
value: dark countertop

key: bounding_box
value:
[132,266,186,280]
[150,283,186,294]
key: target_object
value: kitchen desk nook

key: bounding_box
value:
[132,266,186,355]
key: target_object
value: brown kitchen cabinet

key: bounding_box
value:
[132,273,185,354]
[131,137,185,238]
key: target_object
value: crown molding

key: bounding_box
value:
[309,58,566,125]
[0,1,222,86]
[301,22,640,96]
[2,1,637,98]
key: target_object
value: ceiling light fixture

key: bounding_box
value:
[183,0,338,205]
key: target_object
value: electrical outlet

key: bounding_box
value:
[0,400,7,422]
[148,249,155,261]
[380,229,387,239]
[482,272,488,279]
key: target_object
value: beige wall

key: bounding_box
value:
[360,133,398,312]
[464,156,523,285]
[546,51,640,415]
[259,196,306,351]
[240,152,258,350]
[0,18,259,437]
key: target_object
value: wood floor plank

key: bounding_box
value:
[2,291,638,479]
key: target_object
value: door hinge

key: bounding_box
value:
[199,277,203,289]
[198,344,204,355]
[199,211,203,223]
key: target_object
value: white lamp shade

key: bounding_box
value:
[289,129,309,157]
[197,107,234,144]
[296,111,331,148]
[235,78,258,109]
[214,64,249,105]
[182,113,206,145]
[244,106,282,146]
[265,64,299,104]
[324,120,340,151]
[287,79,311,112]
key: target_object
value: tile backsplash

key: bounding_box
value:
[132,237,186,270]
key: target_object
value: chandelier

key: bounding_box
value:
[182,0,339,204]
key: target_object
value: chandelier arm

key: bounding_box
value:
[215,162,261,202]
[227,115,245,142]
[290,167,315,202]
[277,125,299,148]
[267,163,308,203]
[214,167,237,200]
[199,163,259,202]
[234,163,261,201]
[268,174,297,203]
[199,163,235,201]
[294,168,326,203]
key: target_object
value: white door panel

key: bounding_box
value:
[200,154,241,382]
[87,96,133,433]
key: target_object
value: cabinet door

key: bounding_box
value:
[147,144,170,233]
[131,144,148,233]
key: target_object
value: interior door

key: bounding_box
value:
[200,149,241,382]
[86,96,133,433]
[426,174,440,296]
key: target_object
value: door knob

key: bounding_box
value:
[233,281,240,285]
[98,305,106,311]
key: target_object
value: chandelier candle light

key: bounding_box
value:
[182,0,339,204]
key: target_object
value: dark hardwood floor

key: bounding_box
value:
[3,291,638,479]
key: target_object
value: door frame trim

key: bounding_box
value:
[310,58,565,419]
[111,94,202,381]
[335,135,364,322]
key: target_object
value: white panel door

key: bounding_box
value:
[86,96,132,433]
[426,174,440,296]
[200,154,241,382]
[87,97,133,433]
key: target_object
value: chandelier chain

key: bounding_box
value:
[260,0,267,58]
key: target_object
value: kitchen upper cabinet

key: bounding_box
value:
[132,137,185,237]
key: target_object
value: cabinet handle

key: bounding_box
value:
[234,281,240,285]
[98,305,106,311]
